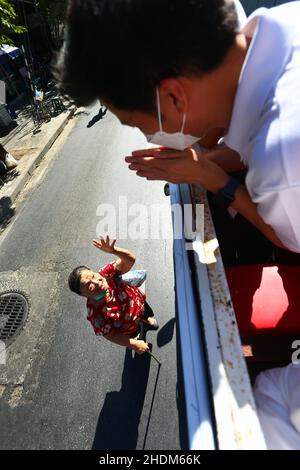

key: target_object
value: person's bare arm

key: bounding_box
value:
[198,128,246,172]
[92,236,136,274]
[104,329,149,354]
[200,159,285,249]
[231,186,286,249]
[206,146,246,172]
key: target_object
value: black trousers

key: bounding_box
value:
[129,302,154,338]
[143,301,154,318]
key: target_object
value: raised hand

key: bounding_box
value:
[92,235,116,253]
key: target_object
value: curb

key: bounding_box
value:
[0,106,76,219]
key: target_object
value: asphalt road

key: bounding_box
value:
[0,104,187,450]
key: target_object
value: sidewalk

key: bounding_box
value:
[0,99,76,223]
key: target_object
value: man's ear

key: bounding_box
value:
[158,78,188,116]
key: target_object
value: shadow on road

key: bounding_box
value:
[92,347,151,450]
[87,108,107,128]
[157,317,175,348]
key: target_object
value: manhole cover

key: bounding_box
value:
[0,291,29,346]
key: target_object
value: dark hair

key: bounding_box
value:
[54,0,238,112]
[68,265,90,295]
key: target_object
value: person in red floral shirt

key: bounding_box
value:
[68,236,158,354]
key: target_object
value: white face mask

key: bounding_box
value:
[145,88,203,151]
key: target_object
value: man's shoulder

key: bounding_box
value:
[99,261,119,277]
[246,101,300,191]
[245,2,300,30]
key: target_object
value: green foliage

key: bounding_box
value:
[0,0,67,49]
[0,0,26,47]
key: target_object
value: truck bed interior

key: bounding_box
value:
[208,188,300,383]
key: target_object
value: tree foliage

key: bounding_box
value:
[0,0,26,47]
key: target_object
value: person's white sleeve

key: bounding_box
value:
[255,187,300,253]
[254,363,300,450]
[233,0,247,26]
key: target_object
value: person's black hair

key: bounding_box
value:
[68,265,90,295]
[54,0,238,112]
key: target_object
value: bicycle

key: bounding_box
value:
[31,88,52,129]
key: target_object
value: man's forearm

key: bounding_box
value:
[206,146,246,173]
[112,245,136,272]
[200,159,286,249]
[112,245,135,263]
[231,185,286,249]
[104,329,149,354]
[104,329,136,349]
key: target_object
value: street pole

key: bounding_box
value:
[20,44,35,98]
[16,0,35,101]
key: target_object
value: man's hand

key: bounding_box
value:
[125,147,288,250]
[93,235,116,253]
[132,339,150,355]
[93,236,136,274]
[125,147,207,184]
[126,146,231,193]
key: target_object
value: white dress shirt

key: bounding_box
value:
[234,0,247,26]
[254,363,300,450]
[224,2,300,252]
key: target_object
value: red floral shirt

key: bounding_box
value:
[86,262,146,336]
